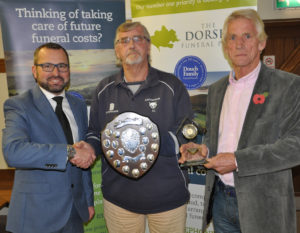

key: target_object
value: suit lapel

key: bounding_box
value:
[32,85,53,117]
[238,64,271,149]
[32,85,67,142]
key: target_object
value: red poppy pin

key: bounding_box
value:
[253,92,269,104]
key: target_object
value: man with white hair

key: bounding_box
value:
[180,9,300,233]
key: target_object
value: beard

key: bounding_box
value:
[38,76,69,94]
[124,49,143,65]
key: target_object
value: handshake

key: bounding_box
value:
[69,141,96,169]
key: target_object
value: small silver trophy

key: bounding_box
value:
[177,118,207,167]
[101,112,160,179]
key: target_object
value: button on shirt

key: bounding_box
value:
[217,62,261,187]
[39,87,79,143]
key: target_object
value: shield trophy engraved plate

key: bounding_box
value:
[101,112,160,179]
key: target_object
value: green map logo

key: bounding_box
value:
[151,25,179,51]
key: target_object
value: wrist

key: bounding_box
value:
[67,145,76,160]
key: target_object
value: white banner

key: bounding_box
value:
[130,1,257,232]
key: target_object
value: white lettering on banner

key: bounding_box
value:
[176,0,196,7]
[15,7,113,45]
[70,21,102,31]
[15,8,113,22]
[93,183,101,189]
[81,10,113,22]
[94,199,103,206]
[15,7,67,21]
[146,3,165,8]
[31,33,103,43]
[32,23,55,31]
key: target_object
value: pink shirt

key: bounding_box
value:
[217,62,261,186]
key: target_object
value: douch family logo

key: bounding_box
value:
[174,55,207,90]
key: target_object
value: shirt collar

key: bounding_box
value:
[39,85,66,101]
[229,62,261,86]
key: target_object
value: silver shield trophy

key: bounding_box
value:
[101,112,160,179]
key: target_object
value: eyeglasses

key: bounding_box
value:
[115,35,150,45]
[35,63,69,72]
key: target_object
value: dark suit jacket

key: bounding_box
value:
[2,85,94,233]
[202,64,300,233]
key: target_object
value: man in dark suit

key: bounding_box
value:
[2,43,96,233]
[180,9,300,233]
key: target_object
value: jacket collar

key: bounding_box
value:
[113,66,161,89]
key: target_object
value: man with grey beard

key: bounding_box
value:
[86,22,193,233]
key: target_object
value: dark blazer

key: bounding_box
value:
[202,64,300,233]
[2,85,94,233]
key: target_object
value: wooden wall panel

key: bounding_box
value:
[262,19,300,74]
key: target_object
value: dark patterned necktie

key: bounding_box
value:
[52,96,73,144]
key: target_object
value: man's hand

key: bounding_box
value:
[179,142,208,163]
[70,141,96,169]
[204,152,237,174]
[88,206,95,221]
